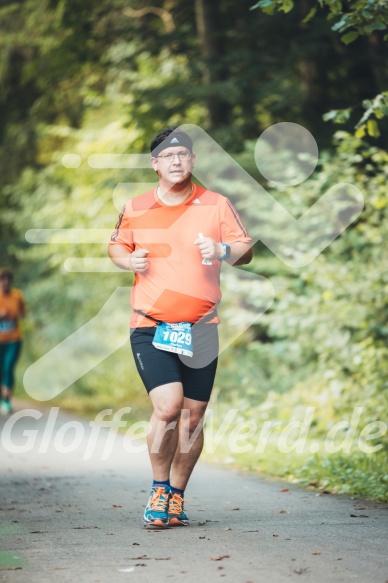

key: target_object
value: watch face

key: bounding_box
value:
[222,244,231,260]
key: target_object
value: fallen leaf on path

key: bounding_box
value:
[312,552,321,555]
[279,509,287,514]
[272,534,279,537]
[350,514,369,518]
[224,528,232,531]
[210,555,230,561]
[132,543,140,545]
[112,504,122,508]
[231,508,240,511]
[0,567,22,571]
[155,557,171,561]
[279,488,289,492]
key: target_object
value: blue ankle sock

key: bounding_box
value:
[152,479,170,490]
[170,486,184,497]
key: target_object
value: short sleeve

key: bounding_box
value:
[220,198,252,244]
[109,203,135,253]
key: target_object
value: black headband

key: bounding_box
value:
[151,132,193,157]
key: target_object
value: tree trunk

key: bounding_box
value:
[195,0,230,128]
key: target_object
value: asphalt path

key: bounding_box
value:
[0,401,387,583]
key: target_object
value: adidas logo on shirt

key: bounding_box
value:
[192,198,201,204]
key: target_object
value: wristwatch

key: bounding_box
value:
[219,243,231,261]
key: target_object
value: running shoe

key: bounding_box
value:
[168,492,189,526]
[143,486,170,527]
[0,401,12,415]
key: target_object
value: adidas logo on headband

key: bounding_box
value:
[170,137,180,144]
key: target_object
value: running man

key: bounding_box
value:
[0,268,25,414]
[108,127,252,527]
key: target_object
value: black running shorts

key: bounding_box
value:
[130,324,219,402]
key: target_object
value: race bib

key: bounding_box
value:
[0,320,16,333]
[153,322,193,357]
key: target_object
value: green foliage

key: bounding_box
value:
[0,0,386,501]
[326,0,388,37]
[6,108,153,420]
[251,0,388,133]
[252,0,388,36]
[205,131,388,501]
[324,92,388,137]
[251,0,294,13]
[295,453,388,501]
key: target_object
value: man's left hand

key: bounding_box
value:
[194,235,223,261]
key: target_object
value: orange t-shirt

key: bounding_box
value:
[0,288,25,343]
[109,184,252,328]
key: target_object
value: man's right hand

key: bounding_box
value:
[129,249,149,273]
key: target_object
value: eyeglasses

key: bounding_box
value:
[157,151,192,162]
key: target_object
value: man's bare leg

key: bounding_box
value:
[170,396,209,490]
[143,382,184,527]
[166,397,208,525]
[145,389,208,526]
[147,382,184,481]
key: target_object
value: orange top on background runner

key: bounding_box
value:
[109,184,252,328]
[0,288,25,343]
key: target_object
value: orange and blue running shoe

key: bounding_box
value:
[168,492,189,526]
[143,486,169,527]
